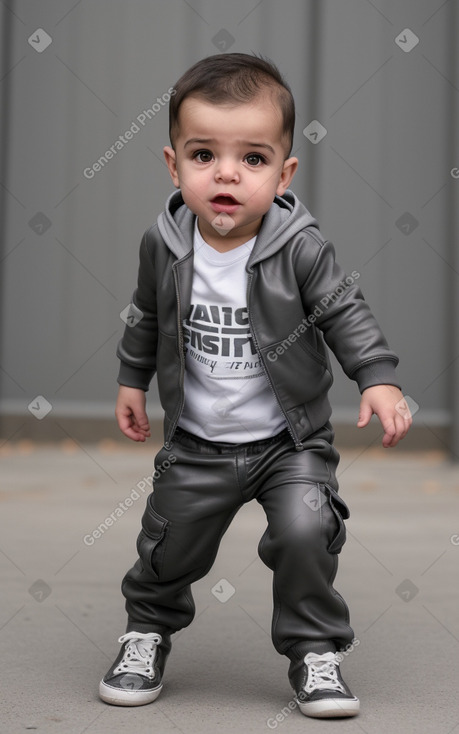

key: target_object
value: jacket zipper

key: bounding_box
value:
[165,263,186,448]
[246,271,304,451]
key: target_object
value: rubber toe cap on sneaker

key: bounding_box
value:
[99,676,163,706]
[297,694,360,718]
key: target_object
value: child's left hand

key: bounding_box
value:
[357,385,412,448]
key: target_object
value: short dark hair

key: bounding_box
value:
[169,53,295,157]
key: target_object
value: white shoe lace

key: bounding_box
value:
[113,632,162,681]
[303,652,346,695]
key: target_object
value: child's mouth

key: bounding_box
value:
[210,194,241,214]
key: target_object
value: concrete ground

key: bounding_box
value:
[1,438,459,734]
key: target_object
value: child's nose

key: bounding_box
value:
[215,159,240,183]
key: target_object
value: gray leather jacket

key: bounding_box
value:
[117,190,399,450]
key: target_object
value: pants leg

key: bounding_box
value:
[253,426,355,658]
[121,434,243,635]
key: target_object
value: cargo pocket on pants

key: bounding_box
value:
[323,485,350,554]
[136,495,169,579]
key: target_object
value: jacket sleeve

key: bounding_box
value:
[299,236,400,393]
[116,229,158,391]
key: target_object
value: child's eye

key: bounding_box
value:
[193,150,213,163]
[245,153,265,167]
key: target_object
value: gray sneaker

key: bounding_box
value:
[99,632,169,706]
[289,651,360,718]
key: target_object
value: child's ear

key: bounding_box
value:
[163,146,180,188]
[276,157,298,196]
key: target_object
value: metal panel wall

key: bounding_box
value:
[0,0,457,452]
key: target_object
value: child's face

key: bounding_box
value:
[164,95,298,251]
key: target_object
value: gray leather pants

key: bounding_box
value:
[121,424,354,659]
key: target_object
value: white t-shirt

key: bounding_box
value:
[178,222,286,443]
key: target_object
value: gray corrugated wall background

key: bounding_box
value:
[0,0,458,452]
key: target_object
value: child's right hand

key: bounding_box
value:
[115,386,151,442]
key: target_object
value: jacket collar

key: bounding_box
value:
[157,189,317,262]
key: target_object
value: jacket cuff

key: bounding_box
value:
[352,360,401,394]
[117,362,154,392]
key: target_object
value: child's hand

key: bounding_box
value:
[115,386,151,442]
[357,385,412,448]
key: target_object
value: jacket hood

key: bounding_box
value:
[157,189,318,263]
